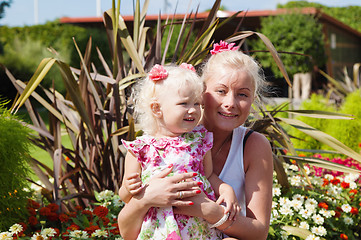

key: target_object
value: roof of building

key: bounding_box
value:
[59,7,361,39]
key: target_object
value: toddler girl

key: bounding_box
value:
[118,63,239,240]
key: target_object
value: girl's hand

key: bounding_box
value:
[134,165,202,208]
[124,173,143,196]
[216,186,241,220]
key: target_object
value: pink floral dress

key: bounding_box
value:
[122,125,222,240]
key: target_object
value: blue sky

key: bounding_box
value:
[1,0,361,27]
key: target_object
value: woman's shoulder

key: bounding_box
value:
[243,130,272,171]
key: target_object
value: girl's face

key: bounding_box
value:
[156,83,202,137]
[202,70,255,133]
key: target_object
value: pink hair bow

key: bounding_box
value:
[179,63,196,72]
[210,40,239,55]
[149,64,168,81]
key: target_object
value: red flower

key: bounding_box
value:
[358,142,361,148]
[47,212,59,221]
[210,40,239,55]
[59,214,69,223]
[334,211,341,218]
[318,202,329,210]
[84,225,100,235]
[331,178,340,185]
[67,224,80,231]
[110,223,120,235]
[28,216,38,226]
[82,210,93,220]
[322,178,329,186]
[349,189,358,195]
[340,181,350,189]
[340,233,348,239]
[75,205,83,211]
[98,217,110,225]
[350,207,359,215]
[39,207,51,216]
[27,207,36,216]
[27,199,40,209]
[179,63,196,72]
[149,64,168,81]
[93,206,109,218]
[47,203,59,212]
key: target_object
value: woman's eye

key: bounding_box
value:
[238,93,248,97]
[216,89,225,94]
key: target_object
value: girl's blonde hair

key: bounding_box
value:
[202,50,267,97]
[132,65,203,135]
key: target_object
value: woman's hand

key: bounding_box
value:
[133,165,202,208]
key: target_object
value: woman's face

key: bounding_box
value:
[202,69,255,133]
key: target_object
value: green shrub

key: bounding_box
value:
[289,94,335,155]
[328,89,361,153]
[0,101,31,230]
[0,21,109,98]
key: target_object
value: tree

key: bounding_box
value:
[250,12,326,78]
[278,1,361,33]
[0,0,12,19]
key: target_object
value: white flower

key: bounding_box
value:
[344,173,359,183]
[9,223,23,234]
[280,230,289,240]
[279,197,291,206]
[349,182,357,189]
[290,175,302,186]
[289,164,299,171]
[319,209,335,218]
[304,203,316,214]
[290,199,303,211]
[312,214,324,225]
[91,229,109,238]
[41,228,57,237]
[279,205,294,216]
[305,234,320,240]
[329,185,342,195]
[271,209,279,221]
[343,216,354,225]
[324,174,334,180]
[98,190,114,201]
[341,204,352,213]
[273,187,281,197]
[69,230,89,239]
[31,233,46,240]
[305,198,318,206]
[299,221,309,230]
[311,226,327,236]
[299,208,313,219]
[0,232,13,240]
[292,194,304,203]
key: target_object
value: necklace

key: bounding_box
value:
[213,133,233,160]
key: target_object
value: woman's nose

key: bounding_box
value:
[223,93,235,108]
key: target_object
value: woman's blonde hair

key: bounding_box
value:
[132,65,203,135]
[202,50,267,97]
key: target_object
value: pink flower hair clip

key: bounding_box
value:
[210,40,239,55]
[179,63,196,72]
[148,64,168,82]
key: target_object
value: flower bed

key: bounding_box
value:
[0,157,360,240]
[269,156,361,240]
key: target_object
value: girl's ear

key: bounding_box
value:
[150,101,162,118]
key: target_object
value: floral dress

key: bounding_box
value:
[122,125,222,240]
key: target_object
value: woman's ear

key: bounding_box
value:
[150,101,162,118]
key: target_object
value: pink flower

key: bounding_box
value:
[149,64,168,81]
[179,63,196,72]
[210,40,239,55]
[166,231,181,240]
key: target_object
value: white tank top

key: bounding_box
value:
[218,126,247,216]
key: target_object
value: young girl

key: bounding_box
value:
[118,63,239,240]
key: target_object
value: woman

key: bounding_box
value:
[118,43,273,240]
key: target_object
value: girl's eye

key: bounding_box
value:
[194,102,200,106]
